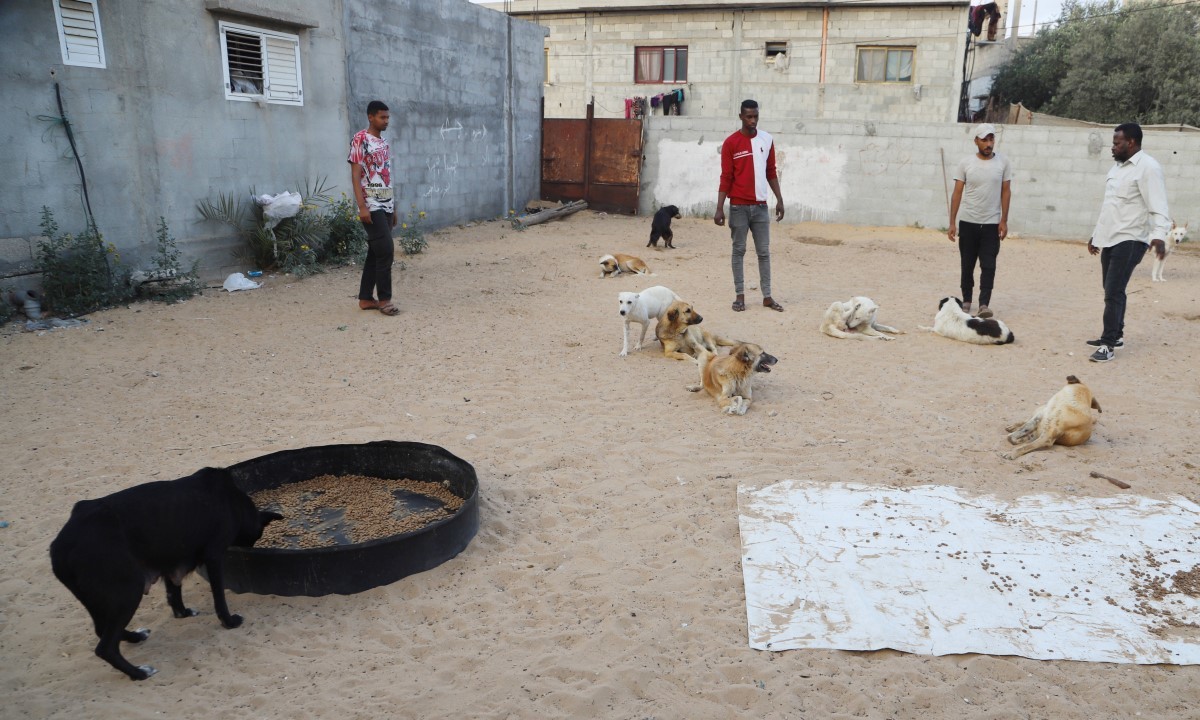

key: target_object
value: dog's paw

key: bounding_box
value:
[125,628,151,643]
[879,335,894,341]
[173,607,198,619]
[221,614,244,629]
[685,384,702,393]
[1001,452,1017,461]
[619,349,629,357]
[132,665,158,680]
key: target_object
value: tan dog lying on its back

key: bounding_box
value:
[599,253,651,278]
[656,300,737,361]
[1003,375,1101,460]
[687,343,778,415]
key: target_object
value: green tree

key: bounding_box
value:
[990,0,1200,125]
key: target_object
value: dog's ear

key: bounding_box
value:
[1066,375,1080,384]
[260,510,284,526]
[740,347,753,364]
[667,308,677,322]
[1091,397,1102,413]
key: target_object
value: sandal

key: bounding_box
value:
[977,306,994,319]
[763,299,785,312]
[731,299,746,312]
[377,301,400,316]
[359,299,379,310]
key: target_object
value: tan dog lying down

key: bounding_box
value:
[1003,375,1101,460]
[655,300,737,360]
[819,296,902,340]
[686,343,778,415]
[599,253,651,278]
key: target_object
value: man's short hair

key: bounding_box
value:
[740,99,759,113]
[1115,122,1142,145]
[367,100,389,116]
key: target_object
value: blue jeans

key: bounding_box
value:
[729,204,772,297]
[1099,240,1147,346]
[358,210,394,302]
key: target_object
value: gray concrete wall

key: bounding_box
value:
[0,0,349,279]
[640,117,1200,238]
[1,0,544,281]
[344,0,544,228]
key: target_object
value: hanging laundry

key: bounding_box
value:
[651,93,664,109]
[625,98,633,119]
[662,93,677,116]
[969,3,1001,40]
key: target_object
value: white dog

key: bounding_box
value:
[819,296,902,340]
[617,285,680,356]
[1151,222,1188,282]
[919,297,1015,345]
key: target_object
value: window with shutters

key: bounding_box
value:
[53,0,106,68]
[218,21,303,106]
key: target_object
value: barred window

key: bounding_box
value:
[219,21,303,105]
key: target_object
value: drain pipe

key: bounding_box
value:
[819,7,829,84]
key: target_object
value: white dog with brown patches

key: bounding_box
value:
[1151,222,1188,282]
[819,296,902,340]
[599,253,652,278]
[617,285,680,356]
[1003,375,1101,459]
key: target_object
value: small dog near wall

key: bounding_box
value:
[599,253,652,278]
[1003,375,1102,460]
[1151,222,1188,282]
[687,343,778,415]
[49,467,282,680]
[648,205,682,248]
[920,297,1015,345]
[655,300,738,360]
[819,296,903,340]
[618,285,680,356]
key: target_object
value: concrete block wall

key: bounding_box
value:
[541,6,966,123]
[344,0,544,227]
[0,0,348,278]
[641,117,1200,239]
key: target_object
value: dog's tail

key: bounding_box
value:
[1002,331,1015,344]
[1091,398,1102,413]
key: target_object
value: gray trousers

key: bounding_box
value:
[729,203,772,297]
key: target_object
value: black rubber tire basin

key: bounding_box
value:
[218,440,478,597]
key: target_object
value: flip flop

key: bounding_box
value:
[377,301,400,316]
[731,300,746,312]
[763,299,784,312]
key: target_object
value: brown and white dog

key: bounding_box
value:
[819,296,903,340]
[1151,222,1188,282]
[599,253,651,278]
[687,343,778,415]
[655,300,738,361]
[1003,375,1101,460]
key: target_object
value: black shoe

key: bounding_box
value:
[1089,345,1115,363]
[1086,337,1123,349]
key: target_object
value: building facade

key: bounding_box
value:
[492,0,976,122]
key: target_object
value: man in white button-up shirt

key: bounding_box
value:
[1085,123,1169,363]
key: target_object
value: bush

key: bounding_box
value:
[140,217,203,302]
[322,194,368,265]
[36,207,133,317]
[397,206,429,255]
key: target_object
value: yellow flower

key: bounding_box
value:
[402,223,408,229]
[419,211,426,218]
[300,245,310,251]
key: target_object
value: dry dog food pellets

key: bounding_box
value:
[251,474,465,549]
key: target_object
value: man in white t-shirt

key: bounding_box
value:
[947,123,1013,319]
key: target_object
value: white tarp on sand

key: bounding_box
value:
[738,480,1200,664]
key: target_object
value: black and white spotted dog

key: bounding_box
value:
[920,297,1015,345]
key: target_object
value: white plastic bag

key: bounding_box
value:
[255,191,303,230]
[222,272,261,292]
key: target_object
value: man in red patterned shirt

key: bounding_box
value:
[714,99,786,312]
[349,100,399,316]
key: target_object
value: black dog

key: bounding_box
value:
[648,205,682,248]
[49,467,282,680]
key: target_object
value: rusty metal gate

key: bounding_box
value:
[541,101,642,215]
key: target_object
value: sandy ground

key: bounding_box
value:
[2,213,1199,719]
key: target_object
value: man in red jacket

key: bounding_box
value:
[714,99,786,312]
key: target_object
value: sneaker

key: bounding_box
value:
[1089,345,1114,363]
[1086,337,1124,349]
[977,305,994,319]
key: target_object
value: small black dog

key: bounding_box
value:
[49,467,282,680]
[648,205,682,248]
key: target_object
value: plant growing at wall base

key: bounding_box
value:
[397,206,428,255]
[138,217,202,302]
[35,206,132,317]
[322,194,368,265]
[198,178,333,274]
